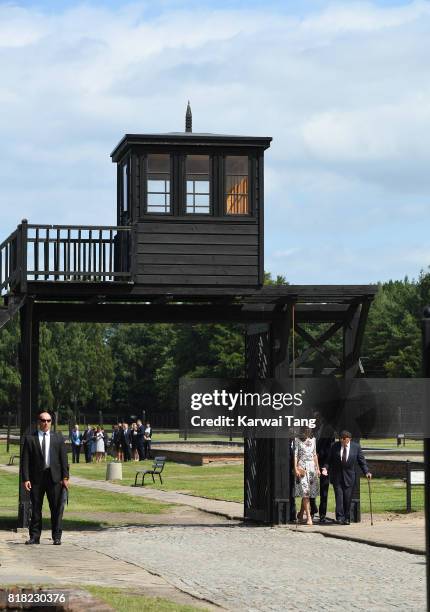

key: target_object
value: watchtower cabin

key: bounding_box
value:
[111,107,271,294]
[0,106,271,301]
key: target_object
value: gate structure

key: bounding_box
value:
[0,106,377,526]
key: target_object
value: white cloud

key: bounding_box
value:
[0,1,429,283]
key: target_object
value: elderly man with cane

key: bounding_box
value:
[322,430,372,525]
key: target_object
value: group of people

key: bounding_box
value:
[293,427,372,525]
[69,420,152,464]
[111,420,152,462]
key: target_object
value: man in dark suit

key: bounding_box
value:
[21,410,69,545]
[314,416,335,523]
[81,424,93,463]
[136,419,145,461]
[119,422,132,462]
[322,430,371,525]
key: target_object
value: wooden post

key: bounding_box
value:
[421,306,430,610]
[6,411,11,453]
[18,297,34,528]
[343,305,361,522]
[20,219,28,293]
[405,460,412,513]
[269,306,292,525]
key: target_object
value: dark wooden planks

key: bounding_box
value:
[138,243,258,255]
[141,254,257,265]
[135,274,257,285]
[135,219,260,288]
[137,222,258,235]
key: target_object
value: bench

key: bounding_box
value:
[134,456,166,486]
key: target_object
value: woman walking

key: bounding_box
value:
[95,426,105,463]
[294,428,320,525]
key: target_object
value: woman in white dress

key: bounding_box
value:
[294,428,320,525]
[95,426,105,463]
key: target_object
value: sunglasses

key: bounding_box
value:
[39,418,52,423]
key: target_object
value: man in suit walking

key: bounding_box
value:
[21,410,69,545]
[322,430,371,525]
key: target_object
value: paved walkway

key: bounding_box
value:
[1,464,425,554]
[0,465,427,611]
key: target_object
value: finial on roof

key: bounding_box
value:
[185,101,192,133]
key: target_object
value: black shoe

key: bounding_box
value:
[344,519,350,525]
[336,519,346,525]
[25,538,40,545]
[319,517,327,524]
[53,538,62,545]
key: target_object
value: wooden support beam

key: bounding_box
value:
[295,324,341,369]
[34,302,277,324]
[18,297,35,528]
[292,319,345,369]
[271,306,291,380]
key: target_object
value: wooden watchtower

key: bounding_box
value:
[0,105,376,527]
[110,103,271,293]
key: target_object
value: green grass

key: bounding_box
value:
[0,440,424,514]
[361,438,423,451]
[84,586,207,612]
[69,459,424,512]
[70,460,244,502]
[0,472,172,529]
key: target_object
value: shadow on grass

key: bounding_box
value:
[0,516,111,531]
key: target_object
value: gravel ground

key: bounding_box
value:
[71,524,426,611]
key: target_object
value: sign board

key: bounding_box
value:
[410,470,425,485]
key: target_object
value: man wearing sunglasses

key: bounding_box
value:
[21,410,69,545]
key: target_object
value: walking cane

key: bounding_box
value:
[367,477,373,526]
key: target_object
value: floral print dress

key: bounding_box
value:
[294,437,319,498]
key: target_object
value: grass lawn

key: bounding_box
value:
[0,441,424,514]
[0,471,172,530]
[69,458,424,513]
[70,459,244,502]
[84,586,207,612]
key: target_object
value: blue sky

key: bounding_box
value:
[0,0,429,284]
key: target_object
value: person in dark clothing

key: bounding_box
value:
[322,430,372,525]
[82,425,93,463]
[70,424,82,464]
[143,422,152,459]
[310,415,335,523]
[120,422,132,462]
[21,410,69,545]
[136,419,145,461]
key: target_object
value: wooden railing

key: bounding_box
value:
[0,220,132,294]
[0,229,19,295]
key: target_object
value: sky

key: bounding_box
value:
[0,0,429,284]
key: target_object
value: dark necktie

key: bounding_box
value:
[342,446,347,465]
[42,433,48,469]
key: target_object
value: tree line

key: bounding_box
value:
[1,270,429,420]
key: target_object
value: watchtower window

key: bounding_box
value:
[185,155,210,214]
[225,156,249,215]
[147,154,171,213]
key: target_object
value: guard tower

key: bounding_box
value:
[0,104,376,528]
[110,103,271,293]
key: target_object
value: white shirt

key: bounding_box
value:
[38,430,51,467]
[340,442,350,462]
